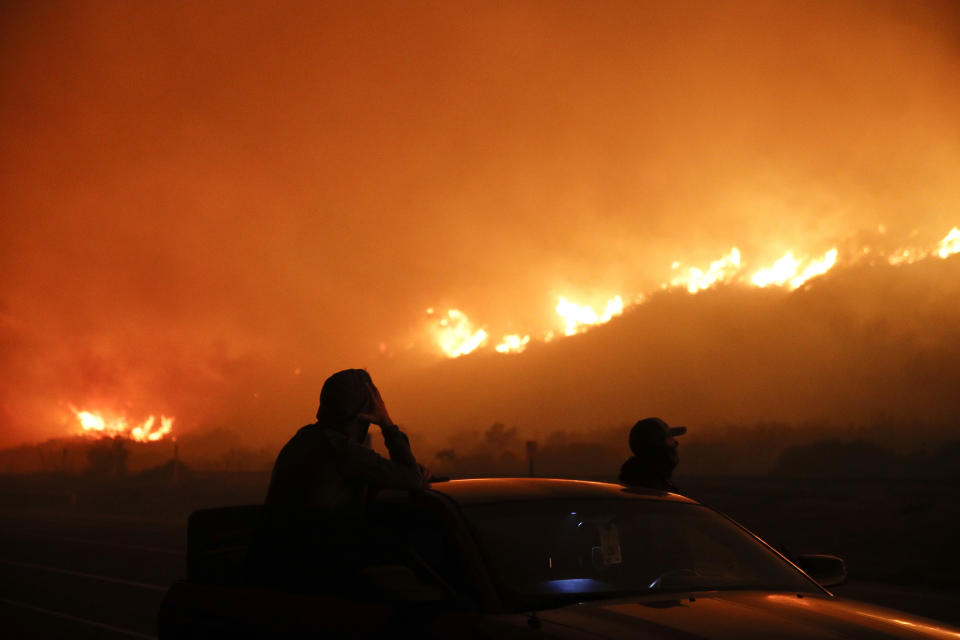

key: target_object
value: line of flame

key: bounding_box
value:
[74,409,174,442]
[430,227,959,358]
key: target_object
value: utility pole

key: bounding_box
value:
[526,440,538,477]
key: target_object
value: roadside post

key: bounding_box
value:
[526,440,537,477]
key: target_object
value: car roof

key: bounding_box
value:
[427,477,698,506]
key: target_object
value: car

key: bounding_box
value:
[158,478,960,638]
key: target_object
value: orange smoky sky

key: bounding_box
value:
[2,1,960,448]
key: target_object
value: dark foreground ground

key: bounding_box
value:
[1,471,958,638]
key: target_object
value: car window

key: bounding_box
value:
[464,499,817,610]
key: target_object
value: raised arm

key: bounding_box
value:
[337,424,427,489]
[351,381,429,488]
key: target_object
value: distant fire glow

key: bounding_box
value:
[671,248,742,293]
[752,249,839,289]
[887,227,960,265]
[556,295,624,336]
[938,227,960,259]
[429,226,959,358]
[496,334,530,354]
[74,409,174,442]
[429,308,488,358]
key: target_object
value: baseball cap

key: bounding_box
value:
[629,417,687,454]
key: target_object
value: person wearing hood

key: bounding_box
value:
[247,370,430,591]
[619,417,686,492]
[265,368,429,513]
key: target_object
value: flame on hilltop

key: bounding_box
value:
[751,249,838,289]
[937,228,960,259]
[428,308,488,358]
[888,226,960,265]
[556,296,624,336]
[428,226,959,358]
[668,247,838,292]
[671,248,742,294]
[74,409,174,442]
[496,334,530,354]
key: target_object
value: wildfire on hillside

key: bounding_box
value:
[73,409,174,443]
[427,308,489,358]
[495,334,530,354]
[428,226,960,358]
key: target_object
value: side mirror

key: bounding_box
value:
[796,554,847,588]
[358,565,446,602]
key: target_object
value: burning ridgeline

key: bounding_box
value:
[427,226,960,359]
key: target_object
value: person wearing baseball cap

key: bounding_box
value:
[619,417,687,492]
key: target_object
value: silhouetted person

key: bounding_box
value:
[265,368,429,512]
[619,417,686,492]
[249,369,428,591]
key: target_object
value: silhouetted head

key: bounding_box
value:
[316,369,376,440]
[628,417,686,477]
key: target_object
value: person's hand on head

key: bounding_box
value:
[356,381,395,430]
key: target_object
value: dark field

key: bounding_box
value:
[1,471,959,638]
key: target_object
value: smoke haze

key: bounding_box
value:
[2,1,960,448]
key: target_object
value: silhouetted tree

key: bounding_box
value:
[484,422,518,450]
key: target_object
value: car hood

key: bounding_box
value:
[536,591,960,639]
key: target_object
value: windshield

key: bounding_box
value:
[464,498,818,610]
